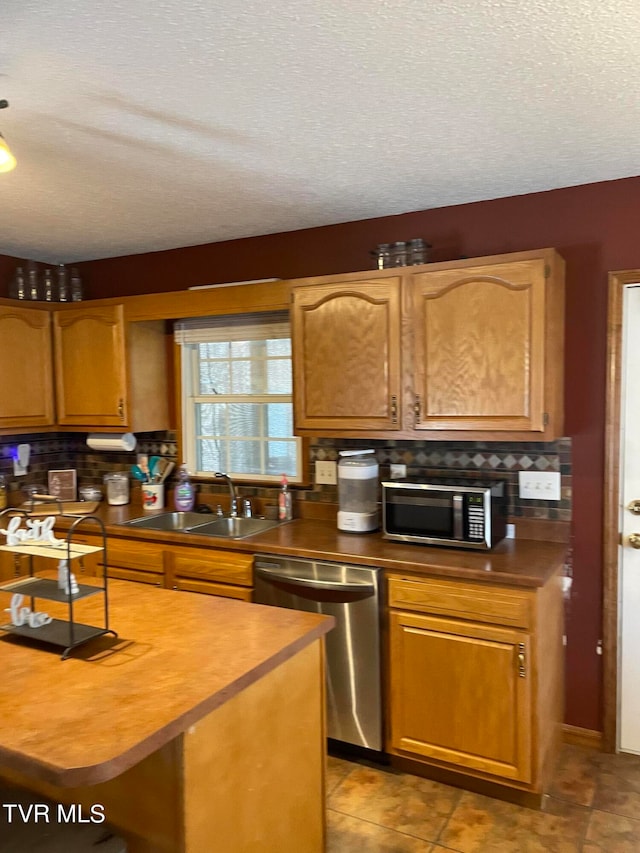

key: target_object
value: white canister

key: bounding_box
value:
[104,473,130,506]
[142,483,164,511]
[337,450,379,532]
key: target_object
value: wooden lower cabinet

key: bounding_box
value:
[105,537,165,586]
[166,549,253,600]
[387,573,564,796]
[61,529,254,600]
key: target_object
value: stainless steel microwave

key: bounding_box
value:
[381,478,507,550]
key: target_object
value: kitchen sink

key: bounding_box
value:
[118,511,215,532]
[184,517,282,539]
[117,512,282,539]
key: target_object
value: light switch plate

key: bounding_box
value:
[518,471,561,500]
[315,460,337,485]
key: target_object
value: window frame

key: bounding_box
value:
[176,315,304,485]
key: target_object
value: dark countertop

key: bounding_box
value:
[53,504,568,589]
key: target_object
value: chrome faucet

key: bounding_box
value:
[214,472,238,517]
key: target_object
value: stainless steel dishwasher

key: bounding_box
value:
[253,555,383,751]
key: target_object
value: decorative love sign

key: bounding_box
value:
[4,594,52,628]
[0,516,62,547]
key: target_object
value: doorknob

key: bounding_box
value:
[628,533,640,549]
[628,500,640,515]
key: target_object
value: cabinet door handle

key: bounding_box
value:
[118,399,124,420]
[413,395,421,424]
[390,395,398,425]
[518,642,526,678]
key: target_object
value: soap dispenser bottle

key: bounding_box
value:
[278,474,293,521]
[174,463,195,511]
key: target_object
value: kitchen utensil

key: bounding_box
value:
[152,458,171,482]
[149,456,162,479]
[131,465,147,481]
[159,461,175,483]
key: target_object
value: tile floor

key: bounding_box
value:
[326,744,640,852]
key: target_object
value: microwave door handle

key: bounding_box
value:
[453,494,464,539]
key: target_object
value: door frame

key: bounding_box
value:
[603,270,640,751]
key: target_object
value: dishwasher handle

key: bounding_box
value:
[254,564,376,595]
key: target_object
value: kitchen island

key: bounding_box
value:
[0,578,333,852]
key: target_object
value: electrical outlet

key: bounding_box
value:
[315,460,337,485]
[518,471,561,500]
[390,464,406,479]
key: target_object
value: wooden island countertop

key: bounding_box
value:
[0,579,334,852]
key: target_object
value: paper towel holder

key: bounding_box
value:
[86,433,137,452]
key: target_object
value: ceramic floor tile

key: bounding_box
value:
[438,790,589,853]
[328,764,460,843]
[326,755,354,796]
[583,808,640,852]
[591,751,640,821]
[548,744,599,807]
[326,809,433,852]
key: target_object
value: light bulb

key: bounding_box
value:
[0,133,16,172]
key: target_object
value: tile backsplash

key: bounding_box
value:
[0,432,571,526]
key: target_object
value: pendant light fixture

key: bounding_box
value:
[0,100,16,173]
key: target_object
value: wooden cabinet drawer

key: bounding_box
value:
[106,539,165,575]
[169,548,253,587]
[172,577,252,601]
[106,566,163,586]
[388,575,532,630]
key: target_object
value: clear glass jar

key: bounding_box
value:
[372,243,391,270]
[407,238,430,266]
[70,267,83,302]
[9,266,26,300]
[104,472,130,506]
[42,269,55,301]
[57,264,70,302]
[26,261,40,300]
[391,241,408,267]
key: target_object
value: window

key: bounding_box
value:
[176,313,302,483]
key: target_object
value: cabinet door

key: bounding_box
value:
[103,538,165,586]
[0,306,55,429]
[389,610,532,783]
[291,279,402,431]
[412,258,548,432]
[53,304,128,427]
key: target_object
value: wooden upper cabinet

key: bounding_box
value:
[411,250,565,437]
[0,305,55,429]
[53,304,169,432]
[291,279,402,431]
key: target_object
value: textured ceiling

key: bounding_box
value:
[1,0,639,263]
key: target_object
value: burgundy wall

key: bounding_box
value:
[6,175,640,730]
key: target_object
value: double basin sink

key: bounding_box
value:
[118,511,282,540]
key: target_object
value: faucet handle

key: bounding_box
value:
[215,504,224,517]
[230,498,238,518]
[242,498,252,518]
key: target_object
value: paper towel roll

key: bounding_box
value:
[86,433,137,452]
